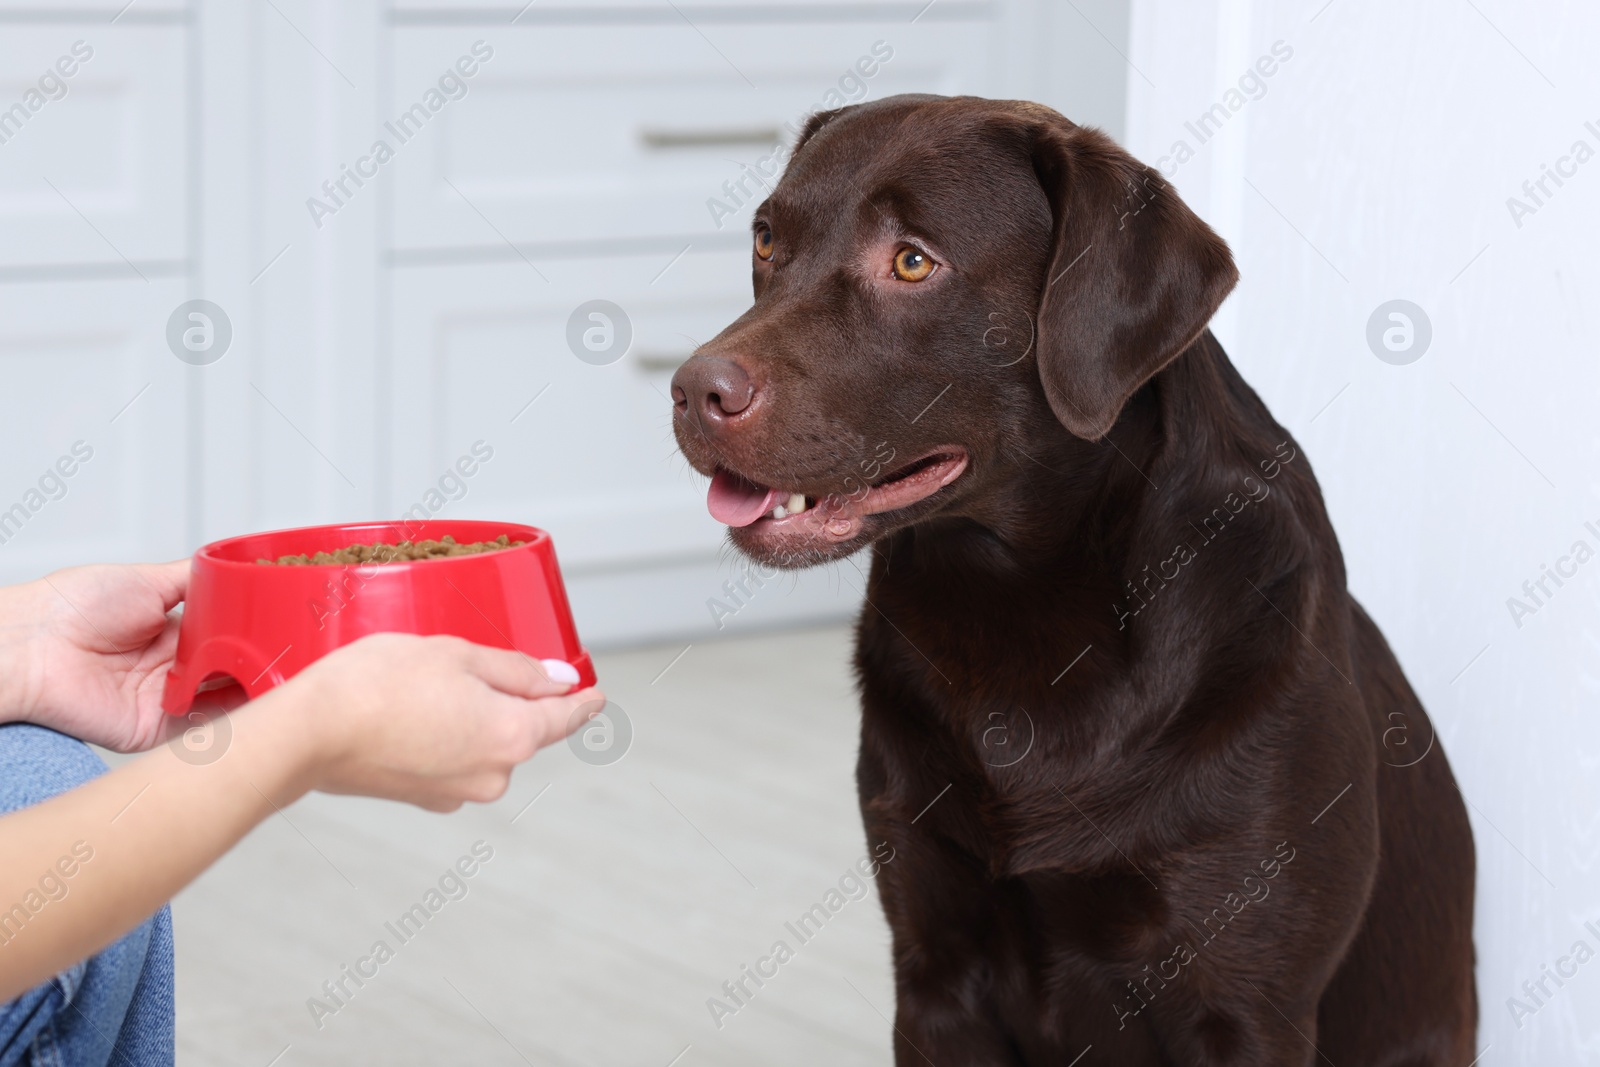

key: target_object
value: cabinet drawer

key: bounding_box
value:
[0,1,184,10]
[0,278,189,581]
[385,19,997,250]
[390,1,991,18]
[0,27,188,270]
[387,251,752,572]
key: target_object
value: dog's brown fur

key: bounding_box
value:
[672,95,1476,1065]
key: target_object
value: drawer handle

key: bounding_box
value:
[639,126,784,150]
[635,351,690,372]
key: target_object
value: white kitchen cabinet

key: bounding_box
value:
[0,26,188,271]
[0,277,190,580]
[0,15,190,583]
[386,19,998,250]
[0,0,1130,644]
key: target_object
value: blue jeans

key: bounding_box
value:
[0,725,174,1067]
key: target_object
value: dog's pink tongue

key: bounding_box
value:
[708,470,780,527]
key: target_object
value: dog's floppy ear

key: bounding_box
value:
[1027,116,1237,440]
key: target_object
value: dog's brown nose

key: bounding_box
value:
[671,357,755,430]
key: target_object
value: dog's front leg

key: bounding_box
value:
[867,824,1027,1067]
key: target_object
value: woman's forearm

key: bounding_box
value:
[0,688,316,1001]
[0,621,598,1002]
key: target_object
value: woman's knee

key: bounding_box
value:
[0,912,167,1067]
[0,723,109,815]
[0,726,105,957]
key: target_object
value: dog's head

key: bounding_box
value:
[672,95,1237,568]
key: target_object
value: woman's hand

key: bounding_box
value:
[261,632,602,811]
[0,561,190,751]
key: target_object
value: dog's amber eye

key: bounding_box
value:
[892,246,935,282]
[754,225,774,261]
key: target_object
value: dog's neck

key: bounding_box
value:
[859,329,1327,735]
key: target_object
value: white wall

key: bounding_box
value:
[1128,0,1600,1059]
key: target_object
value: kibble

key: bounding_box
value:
[257,534,525,566]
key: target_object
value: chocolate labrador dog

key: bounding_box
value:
[671,95,1476,1065]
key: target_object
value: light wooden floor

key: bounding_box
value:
[171,624,897,1066]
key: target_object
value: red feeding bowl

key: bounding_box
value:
[162,520,593,715]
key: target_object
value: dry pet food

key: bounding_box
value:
[258,534,525,566]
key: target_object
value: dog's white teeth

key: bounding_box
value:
[766,494,810,520]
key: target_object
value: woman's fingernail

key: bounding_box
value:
[539,659,580,685]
